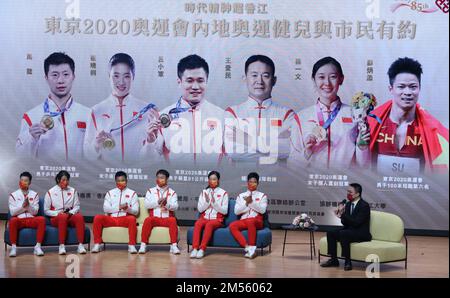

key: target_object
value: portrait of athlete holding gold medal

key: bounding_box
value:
[140,54,225,164]
[84,53,161,163]
[288,57,371,169]
[16,52,90,161]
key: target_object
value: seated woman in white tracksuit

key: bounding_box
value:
[44,170,86,255]
[190,171,229,259]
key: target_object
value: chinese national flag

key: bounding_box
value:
[77,121,86,129]
[271,119,282,127]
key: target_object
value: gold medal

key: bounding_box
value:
[40,115,54,130]
[159,113,171,128]
[312,124,327,142]
[103,137,115,150]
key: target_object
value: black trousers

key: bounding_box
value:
[326,228,369,260]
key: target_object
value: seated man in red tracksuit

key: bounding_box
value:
[8,172,46,257]
[92,171,139,254]
[139,169,180,254]
[229,172,268,259]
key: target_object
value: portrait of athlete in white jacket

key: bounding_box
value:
[140,54,225,165]
[16,52,90,161]
[84,53,159,163]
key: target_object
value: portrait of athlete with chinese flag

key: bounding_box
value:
[369,57,449,174]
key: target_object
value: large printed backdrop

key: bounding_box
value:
[0,0,448,230]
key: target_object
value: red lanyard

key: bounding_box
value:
[316,102,327,127]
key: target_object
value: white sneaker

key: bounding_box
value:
[128,245,137,254]
[138,243,147,254]
[247,246,257,259]
[170,244,180,255]
[196,249,205,259]
[77,244,87,254]
[91,244,101,253]
[34,245,44,256]
[59,244,66,255]
[190,249,198,258]
[9,246,17,257]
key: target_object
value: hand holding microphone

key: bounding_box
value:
[334,199,346,218]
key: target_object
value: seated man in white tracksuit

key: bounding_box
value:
[229,172,268,259]
[84,53,160,163]
[140,55,225,165]
[139,169,180,255]
[16,52,90,161]
[8,172,46,257]
[224,55,296,166]
[91,171,140,254]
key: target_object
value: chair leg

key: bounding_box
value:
[269,244,272,253]
[187,244,190,253]
[312,232,316,257]
[282,230,287,256]
[318,251,321,264]
[404,235,408,270]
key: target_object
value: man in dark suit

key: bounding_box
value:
[320,183,372,271]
